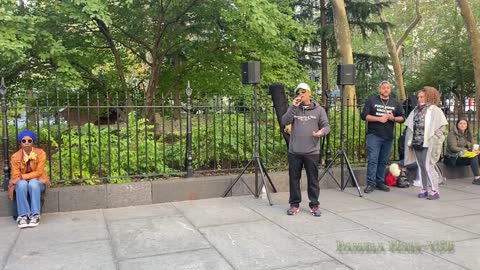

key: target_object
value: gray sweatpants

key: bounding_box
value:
[414,147,440,192]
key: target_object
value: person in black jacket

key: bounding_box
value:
[361,81,405,193]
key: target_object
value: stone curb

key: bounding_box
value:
[5,164,471,218]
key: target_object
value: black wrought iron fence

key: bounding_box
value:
[0,85,476,188]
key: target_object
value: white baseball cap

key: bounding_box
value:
[295,83,311,93]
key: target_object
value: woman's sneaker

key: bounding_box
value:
[417,189,428,198]
[286,207,300,215]
[28,215,40,227]
[427,192,440,200]
[17,216,29,229]
[472,178,480,185]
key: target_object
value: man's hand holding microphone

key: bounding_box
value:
[292,95,303,107]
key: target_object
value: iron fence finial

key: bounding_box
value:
[0,77,7,96]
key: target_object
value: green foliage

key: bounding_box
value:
[187,112,287,170]
[0,0,37,75]
[44,109,288,184]
[1,0,313,103]
[2,0,480,112]
[397,0,478,98]
[406,9,475,99]
[327,107,367,162]
[48,112,176,185]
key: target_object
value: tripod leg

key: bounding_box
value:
[341,151,363,197]
[222,160,256,197]
[255,158,273,205]
[318,150,342,189]
[259,160,277,193]
[327,171,338,187]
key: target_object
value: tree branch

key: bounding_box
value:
[153,0,171,51]
[120,42,150,65]
[70,61,104,87]
[396,0,421,52]
[93,18,129,93]
[156,0,200,49]
[112,23,153,53]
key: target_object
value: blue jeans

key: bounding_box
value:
[366,133,393,186]
[15,179,45,217]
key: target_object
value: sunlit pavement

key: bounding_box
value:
[1,178,479,270]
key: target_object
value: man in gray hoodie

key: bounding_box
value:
[281,83,330,217]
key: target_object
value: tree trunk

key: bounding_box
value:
[456,0,480,121]
[375,0,421,102]
[95,18,133,115]
[331,0,356,106]
[383,26,406,102]
[144,59,162,121]
[174,90,181,120]
[26,89,37,126]
[172,54,182,120]
[375,0,419,102]
[320,0,329,105]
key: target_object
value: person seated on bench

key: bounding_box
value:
[445,119,480,185]
[8,130,49,228]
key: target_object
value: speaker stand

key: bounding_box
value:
[223,84,277,205]
[318,85,362,197]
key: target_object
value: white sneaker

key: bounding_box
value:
[17,216,29,229]
[28,215,40,227]
[413,180,422,187]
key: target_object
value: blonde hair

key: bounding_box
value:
[420,86,441,106]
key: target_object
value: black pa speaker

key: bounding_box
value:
[241,61,261,84]
[269,83,290,147]
[337,64,356,85]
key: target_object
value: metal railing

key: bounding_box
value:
[0,82,475,187]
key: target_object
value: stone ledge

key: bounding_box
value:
[59,185,107,212]
[1,165,467,217]
[151,176,231,204]
[437,162,473,180]
[107,181,152,208]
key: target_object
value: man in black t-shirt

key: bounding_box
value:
[361,81,405,193]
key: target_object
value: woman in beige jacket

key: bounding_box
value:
[404,87,448,200]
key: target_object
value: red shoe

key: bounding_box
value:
[310,207,321,217]
[287,207,300,215]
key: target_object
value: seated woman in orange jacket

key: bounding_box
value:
[9,130,49,228]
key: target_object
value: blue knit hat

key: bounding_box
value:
[18,130,37,143]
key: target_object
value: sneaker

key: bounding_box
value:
[427,192,440,200]
[28,215,40,227]
[17,216,29,229]
[287,207,300,215]
[376,183,390,192]
[364,184,375,193]
[310,207,321,217]
[473,178,480,185]
[413,179,422,187]
[417,189,428,198]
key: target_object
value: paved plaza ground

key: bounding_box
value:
[1,177,479,270]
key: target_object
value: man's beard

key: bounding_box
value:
[380,93,390,99]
